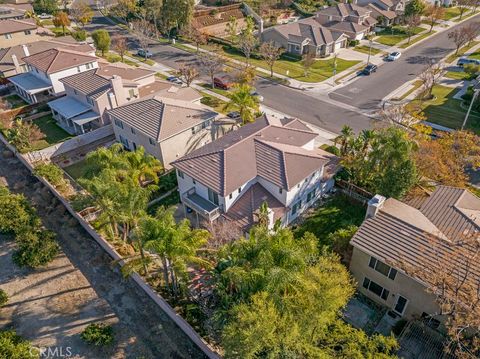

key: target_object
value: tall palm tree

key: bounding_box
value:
[337,125,354,156]
[123,146,163,185]
[223,84,260,125]
[142,207,211,297]
[360,129,376,154]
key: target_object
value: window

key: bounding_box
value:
[86,62,92,69]
[24,30,31,35]
[291,200,302,215]
[148,137,156,146]
[229,193,232,199]
[178,170,184,179]
[238,187,241,194]
[279,187,283,194]
[4,34,12,39]
[87,97,94,105]
[73,89,78,95]
[208,188,219,205]
[131,127,136,135]
[368,257,397,280]
[77,66,81,73]
[128,89,135,99]
[119,135,129,149]
[362,277,389,300]
[114,119,123,129]
[192,179,196,184]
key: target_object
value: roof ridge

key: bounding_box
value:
[271,122,314,135]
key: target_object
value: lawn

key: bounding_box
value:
[218,46,360,83]
[452,9,478,22]
[200,83,231,97]
[446,41,480,63]
[468,50,480,60]
[375,26,424,46]
[147,191,180,215]
[63,159,88,180]
[353,45,384,56]
[200,93,230,114]
[31,115,73,150]
[444,70,472,80]
[442,7,461,20]
[399,30,436,49]
[408,85,480,133]
[4,94,27,109]
[293,194,365,244]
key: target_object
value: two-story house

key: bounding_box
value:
[350,186,480,321]
[356,0,404,26]
[0,18,38,48]
[315,3,377,40]
[47,62,203,135]
[9,48,99,104]
[0,37,95,78]
[107,96,218,169]
[171,115,339,231]
[0,3,32,20]
[260,17,348,57]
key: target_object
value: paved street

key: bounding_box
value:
[330,13,480,110]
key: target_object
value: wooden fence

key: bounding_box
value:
[336,179,373,204]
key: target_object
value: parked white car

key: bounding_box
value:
[387,52,401,61]
[38,13,52,19]
[251,90,264,102]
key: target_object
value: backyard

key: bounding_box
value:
[31,115,73,151]
[3,94,27,109]
[408,85,480,133]
[374,26,424,46]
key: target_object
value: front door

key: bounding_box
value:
[393,295,408,315]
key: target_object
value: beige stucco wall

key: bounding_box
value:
[0,29,39,48]
[349,246,440,319]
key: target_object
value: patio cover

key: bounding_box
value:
[9,73,51,94]
[48,96,90,120]
[71,110,100,126]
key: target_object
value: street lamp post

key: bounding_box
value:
[462,88,479,130]
[367,38,373,65]
[332,53,337,85]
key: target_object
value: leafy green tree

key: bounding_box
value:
[33,0,57,14]
[160,0,194,37]
[404,0,425,17]
[0,186,39,234]
[34,162,68,192]
[92,29,111,56]
[0,330,39,359]
[226,16,238,44]
[5,119,44,153]
[140,207,210,297]
[13,229,60,268]
[53,11,70,36]
[223,84,259,124]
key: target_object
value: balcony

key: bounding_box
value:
[181,188,221,222]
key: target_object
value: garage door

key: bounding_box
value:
[335,41,343,50]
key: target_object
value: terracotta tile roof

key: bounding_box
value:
[172,116,337,196]
[0,38,94,74]
[22,48,97,74]
[96,62,154,81]
[0,18,36,35]
[224,182,286,232]
[316,3,371,18]
[367,3,396,18]
[107,96,217,142]
[60,69,111,99]
[324,20,369,34]
[351,186,480,290]
[138,80,202,101]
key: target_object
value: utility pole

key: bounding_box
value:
[462,88,479,130]
[332,52,337,85]
[367,37,373,65]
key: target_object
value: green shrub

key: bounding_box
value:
[13,230,59,268]
[0,289,8,307]
[392,319,408,336]
[34,162,67,191]
[72,29,87,41]
[324,145,340,155]
[81,323,114,346]
[0,186,39,234]
[200,96,221,107]
[349,39,360,47]
[0,330,38,359]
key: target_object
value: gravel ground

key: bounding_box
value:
[0,144,205,359]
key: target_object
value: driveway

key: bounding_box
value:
[0,144,205,358]
[330,13,480,110]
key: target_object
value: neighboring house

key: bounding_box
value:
[261,17,348,57]
[0,18,38,47]
[356,0,404,25]
[9,48,99,104]
[47,62,202,135]
[0,37,94,78]
[108,96,218,169]
[0,4,30,20]
[314,3,377,40]
[192,3,247,38]
[172,115,339,231]
[350,186,480,320]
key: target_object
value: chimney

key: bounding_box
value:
[267,207,275,230]
[366,194,386,219]
[22,44,30,57]
[11,54,21,73]
[109,75,126,107]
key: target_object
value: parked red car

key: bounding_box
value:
[213,75,233,90]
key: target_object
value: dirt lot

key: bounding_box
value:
[0,143,205,359]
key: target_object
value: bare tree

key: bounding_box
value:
[259,41,285,77]
[424,4,445,33]
[463,22,480,46]
[396,233,480,358]
[203,218,242,249]
[301,51,315,77]
[198,50,226,89]
[457,0,474,20]
[238,34,258,66]
[380,103,425,127]
[177,64,199,87]
[182,25,208,53]
[112,36,128,62]
[405,14,422,44]
[418,60,443,99]
[131,18,155,60]
[448,26,469,55]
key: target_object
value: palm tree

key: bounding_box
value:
[142,207,211,297]
[83,143,125,179]
[336,125,354,156]
[360,129,376,154]
[123,146,163,185]
[223,84,259,125]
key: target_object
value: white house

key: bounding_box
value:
[171,115,339,231]
[9,48,99,104]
